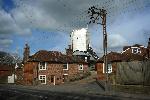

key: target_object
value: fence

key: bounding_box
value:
[115,60,150,85]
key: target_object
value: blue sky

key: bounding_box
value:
[0,0,150,57]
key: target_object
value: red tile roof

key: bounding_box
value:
[97,51,146,63]
[97,52,122,63]
[122,53,146,61]
[0,63,14,70]
[28,50,87,63]
[30,50,63,62]
[0,64,14,76]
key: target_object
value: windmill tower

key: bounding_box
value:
[71,27,90,52]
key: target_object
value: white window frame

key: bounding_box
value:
[39,62,47,70]
[63,63,68,70]
[85,57,87,62]
[39,75,46,84]
[131,47,141,54]
[103,63,112,74]
[78,64,83,70]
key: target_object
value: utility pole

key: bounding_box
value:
[87,6,108,92]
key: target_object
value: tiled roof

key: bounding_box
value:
[28,50,87,63]
[97,52,122,63]
[122,53,146,61]
[123,46,131,51]
[97,51,146,63]
[0,63,15,69]
[29,50,64,62]
[0,64,14,76]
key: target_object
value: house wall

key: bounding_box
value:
[8,74,15,83]
[23,62,38,85]
[96,62,117,84]
[63,63,89,81]
[38,64,63,85]
[23,62,89,85]
[0,66,13,84]
[96,63,104,80]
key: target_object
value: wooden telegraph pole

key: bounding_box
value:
[87,6,108,91]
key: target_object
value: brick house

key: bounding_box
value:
[23,44,89,85]
[96,51,147,84]
[96,39,150,84]
[121,38,150,58]
[96,52,122,81]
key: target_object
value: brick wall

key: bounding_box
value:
[0,65,14,83]
[96,63,105,80]
[38,64,63,85]
[96,62,117,84]
[23,62,89,85]
[63,63,89,81]
[23,62,38,85]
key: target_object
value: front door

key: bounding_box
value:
[63,74,68,82]
[51,75,55,85]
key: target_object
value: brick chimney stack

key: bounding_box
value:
[66,45,73,56]
[148,38,150,48]
[147,38,150,58]
[23,44,30,63]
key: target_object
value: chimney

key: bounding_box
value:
[148,38,150,48]
[66,45,73,56]
[23,43,30,63]
[147,38,150,58]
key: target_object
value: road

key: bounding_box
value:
[0,84,113,100]
[0,84,150,100]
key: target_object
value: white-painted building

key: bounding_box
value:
[8,74,15,83]
[71,28,90,52]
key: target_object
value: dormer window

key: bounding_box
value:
[131,47,141,54]
[39,62,47,70]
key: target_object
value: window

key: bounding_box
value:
[63,63,68,70]
[132,47,141,54]
[103,63,112,74]
[85,57,87,62]
[39,75,46,84]
[39,62,47,70]
[78,64,83,70]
